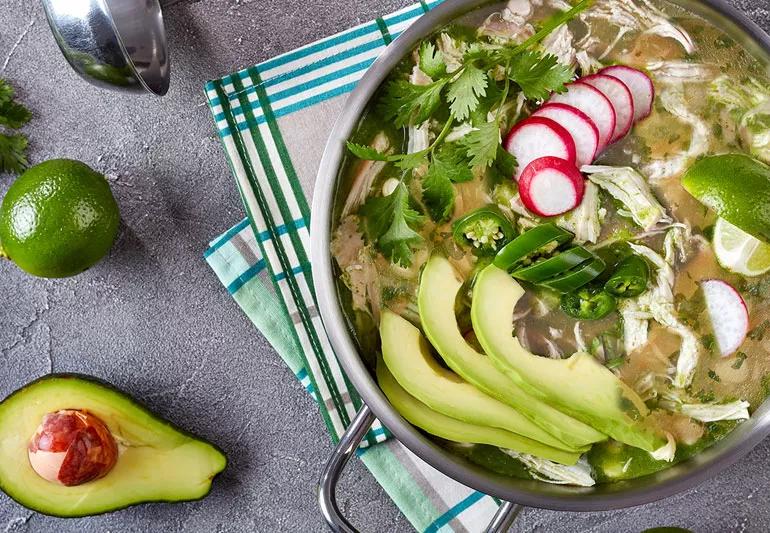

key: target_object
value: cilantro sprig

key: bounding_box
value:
[0,79,31,175]
[348,0,592,265]
[359,181,424,267]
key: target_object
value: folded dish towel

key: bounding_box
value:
[202,1,507,530]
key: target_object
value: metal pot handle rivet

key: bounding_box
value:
[318,405,523,532]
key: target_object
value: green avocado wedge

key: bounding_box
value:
[380,310,587,458]
[471,265,662,452]
[418,255,606,449]
[0,374,227,517]
[682,154,770,243]
[376,357,580,466]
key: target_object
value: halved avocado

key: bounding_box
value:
[376,358,580,465]
[471,265,662,452]
[418,255,606,449]
[0,374,227,517]
[380,310,586,455]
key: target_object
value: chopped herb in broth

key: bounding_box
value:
[332,0,770,486]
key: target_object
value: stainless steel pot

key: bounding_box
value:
[311,1,770,530]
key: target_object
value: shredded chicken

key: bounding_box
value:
[647,60,720,84]
[643,84,710,180]
[582,165,670,230]
[557,181,602,243]
[542,24,576,66]
[501,450,595,486]
[649,431,676,462]
[478,9,534,43]
[626,229,701,388]
[341,133,391,217]
[408,65,432,155]
[660,395,751,423]
[437,33,466,73]
[330,216,382,321]
[710,75,770,164]
[578,0,694,59]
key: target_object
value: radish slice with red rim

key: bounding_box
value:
[532,103,600,167]
[547,83,616,151]
[518,156,585,217]
[503,116,576,181]
[701,279,749,357]
[580,75,635,143]
[599,65,655,122]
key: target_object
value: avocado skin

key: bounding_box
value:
[0,373,228,518]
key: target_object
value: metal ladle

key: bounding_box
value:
[41,0,181,96]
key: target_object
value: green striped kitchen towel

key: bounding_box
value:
[203,1,506,530]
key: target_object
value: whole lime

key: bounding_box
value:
[0,159,120,278]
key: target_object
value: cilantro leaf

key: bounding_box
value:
[494,145,517,177]
[419,42,446,79]
[447,65,487,121]
[346,141,391,161]
[360,182,424,266]
[379,79,447,127]
[508,51,574,101]
[434,144,474,182]
[460,120,501,169]
[395,151,429,171]
[0,133,28,174]
[422,162,455,222]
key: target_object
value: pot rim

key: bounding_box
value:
[311,0,770,511]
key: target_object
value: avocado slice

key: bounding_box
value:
[0,374,227,517]
[376,358,580,465]
[471,265,662,452]
[418,255,606,449]
[380,310,586,455]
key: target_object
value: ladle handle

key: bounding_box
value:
[317,404,523,532]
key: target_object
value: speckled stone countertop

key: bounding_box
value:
[0,0,769,531]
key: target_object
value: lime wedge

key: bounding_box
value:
[682,154,770,243]
[713,217,770,277]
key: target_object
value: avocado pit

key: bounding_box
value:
[28,409,118,486]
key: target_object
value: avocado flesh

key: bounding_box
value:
[419,255,606,449]
[0,374,227,517]
[380,310,586,456]
[376,358,580,465]
[471,265,662,452]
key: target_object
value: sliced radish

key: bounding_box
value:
[701,279,749,357]
[518,156,585,217]
[599,65,655,123]
[547,83,616,152]
[580,75,634,143]
[503,116,576,181]
[532,103,600,167]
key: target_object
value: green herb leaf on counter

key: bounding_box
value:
[0,79,31,174]
[419,42,446,79]
[0,99,32,130]
[0,133,28,175]
[360,181,424,266]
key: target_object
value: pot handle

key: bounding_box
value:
[317,404,523,533]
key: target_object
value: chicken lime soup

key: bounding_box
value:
[331,0,770,485]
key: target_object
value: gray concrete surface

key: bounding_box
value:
[0,0,769,531]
